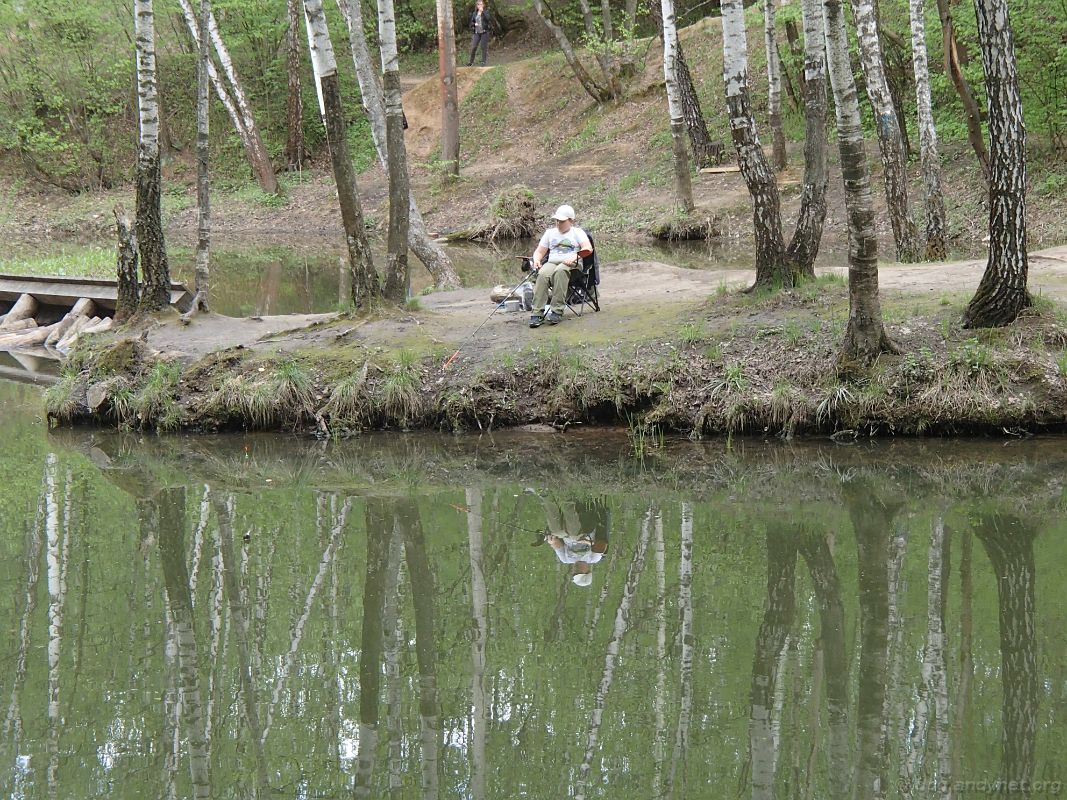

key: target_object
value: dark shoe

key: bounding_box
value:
[529,314,545,328]
[546,311,563,325]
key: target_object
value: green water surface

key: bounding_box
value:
[1,379,1065,798]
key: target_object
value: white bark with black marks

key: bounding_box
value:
[466,489,488,800]
[721,0,789,288]
[909,0,948,259]
[134,0,171,313]
[337,0,461,288]
[763,0,787,170]
[667,502,694,799]
[660,0,694,212]
[962,0,1030,327]
[823,0,897,364]
[377,0,411,302]
[848,0,921,261]
[784,0,829,276]
[303,0,380,306]
[193,0,211,313]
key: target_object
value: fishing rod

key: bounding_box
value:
[447,501,547,539]
[442,268,532,370]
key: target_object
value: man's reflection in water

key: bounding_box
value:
[533,497,610,586]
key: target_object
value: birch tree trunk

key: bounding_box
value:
[764,0,787,171]
[205,9,279,194]
[44,455,65,800]
[909,0,948,260]
[823,0,897,365]
[436,0,460,178]
[935,0,990,177]
[660,0,694,213]
[961,0,1030,328]
[649,4,716,168]
[113,205,139,322]
[531,0,615,103]
[134,0,171,313]
[721,0,790,288]
[784,0,828,277]
[192,0,211,313]
[848,0,921,262]
[378,0,411,302]
[303,0,380,307]
[175,0,280,195]
[337,0,461,289]
[285,0,306,170]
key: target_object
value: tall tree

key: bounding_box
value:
[648,4,717,168]
[192,0,211,313]
[337,0,461,289]
[823,0,897,364]
[531,0,618,102]
[303,0,380,307]
[962,0,1030,328]
[175,0,280,195]
[935,0,990,177]
[909,0,948,260]
[660,0,694,213]
[134,0,171,313]
[437,0,460,178]
[848,0,921,262]
[284,0,306,170]
[783,0,829,276]
[763,0,787,170]
[378,0,412,301]
[721,0,790,289]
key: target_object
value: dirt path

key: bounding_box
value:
[134,244,1067,366]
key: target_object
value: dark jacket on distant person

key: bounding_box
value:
[469,7,492,32]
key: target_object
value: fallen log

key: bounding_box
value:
[1,318,38,332]
[45,298,97,347]
[0,294,39,330]
[56,315,97,352]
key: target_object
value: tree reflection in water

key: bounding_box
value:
[4,435,1065,799]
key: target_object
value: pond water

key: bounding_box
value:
[2,377,1066,799]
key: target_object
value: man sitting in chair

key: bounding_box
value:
[528,204,593,328]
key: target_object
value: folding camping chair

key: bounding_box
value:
[519,231,601,317]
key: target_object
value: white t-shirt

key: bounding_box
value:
[538,225,591,264]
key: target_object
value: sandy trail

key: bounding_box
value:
[131,243,1067,367]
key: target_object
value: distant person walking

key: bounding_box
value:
[467,0,492,67]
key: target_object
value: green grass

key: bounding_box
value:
[1057,349,1067,378]
[0,245,114,279]
[678,321,705,344]
[459,67,509,157]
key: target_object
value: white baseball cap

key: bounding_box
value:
[572,572,593,587]
[552,205,576,221]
